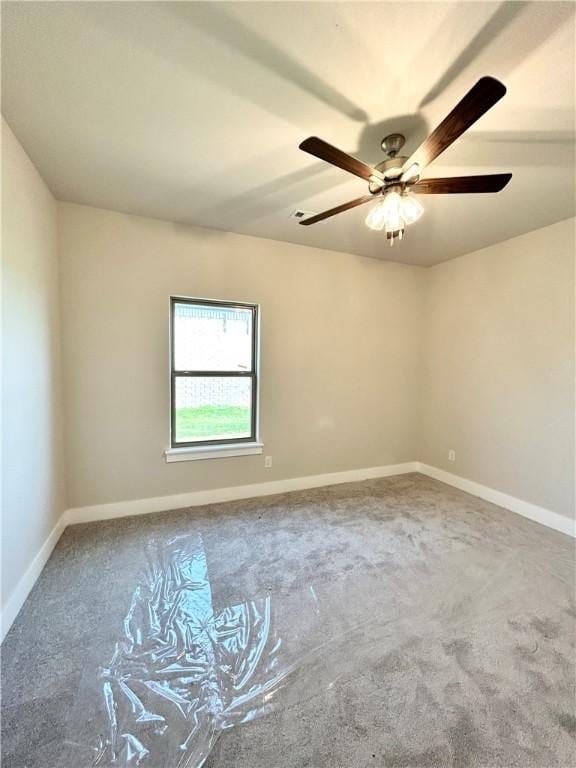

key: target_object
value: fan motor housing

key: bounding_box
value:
[374,156,407,175]
[369,156,408,194]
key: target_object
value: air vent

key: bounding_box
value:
[291,209,315,220]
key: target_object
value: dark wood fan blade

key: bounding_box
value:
[412,173,512,194]
[299,137,382,182]
[404,77,507,172]
[299,195,375,225]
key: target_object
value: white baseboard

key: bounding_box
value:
[4,459,573,643]
[1,461,416,641]
[417,463,575,538]
[0,514,67,643]
[65,462,420,525]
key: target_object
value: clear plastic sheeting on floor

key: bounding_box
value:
[61,516,576,768]
[63,534,289,767]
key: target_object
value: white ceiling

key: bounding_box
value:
[2,1,575,266]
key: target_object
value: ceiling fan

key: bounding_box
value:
[297,76,512,245]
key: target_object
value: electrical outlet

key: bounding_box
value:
[448,449,456,462]
[264,456,273,468]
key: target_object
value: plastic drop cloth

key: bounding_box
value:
[62,524,574,768]
[64,534,289,767]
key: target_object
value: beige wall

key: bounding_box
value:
[419,218,575,520]
[58,203,424,508]
[2,125,573,637]
[1,120,65,611]
[3,132,572,551]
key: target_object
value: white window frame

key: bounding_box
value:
[165,296,262,462]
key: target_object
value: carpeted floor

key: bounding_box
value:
[1,473,575,767]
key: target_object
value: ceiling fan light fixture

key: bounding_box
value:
[365,189,423,241]
[365,190,403,232]
[400,193,424,226]
[364,199,387,231]
[298,77,511,240]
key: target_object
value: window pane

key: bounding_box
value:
[174,376,252,443]
[173,302,253,371]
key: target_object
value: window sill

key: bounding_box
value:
[165,442,264,463]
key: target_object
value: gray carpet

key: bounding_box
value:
[1,473,575,767]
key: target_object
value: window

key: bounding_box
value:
[170,297,259,450]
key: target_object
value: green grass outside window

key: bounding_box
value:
[175,405,251,441]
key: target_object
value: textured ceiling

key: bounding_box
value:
[2,1,575,266]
